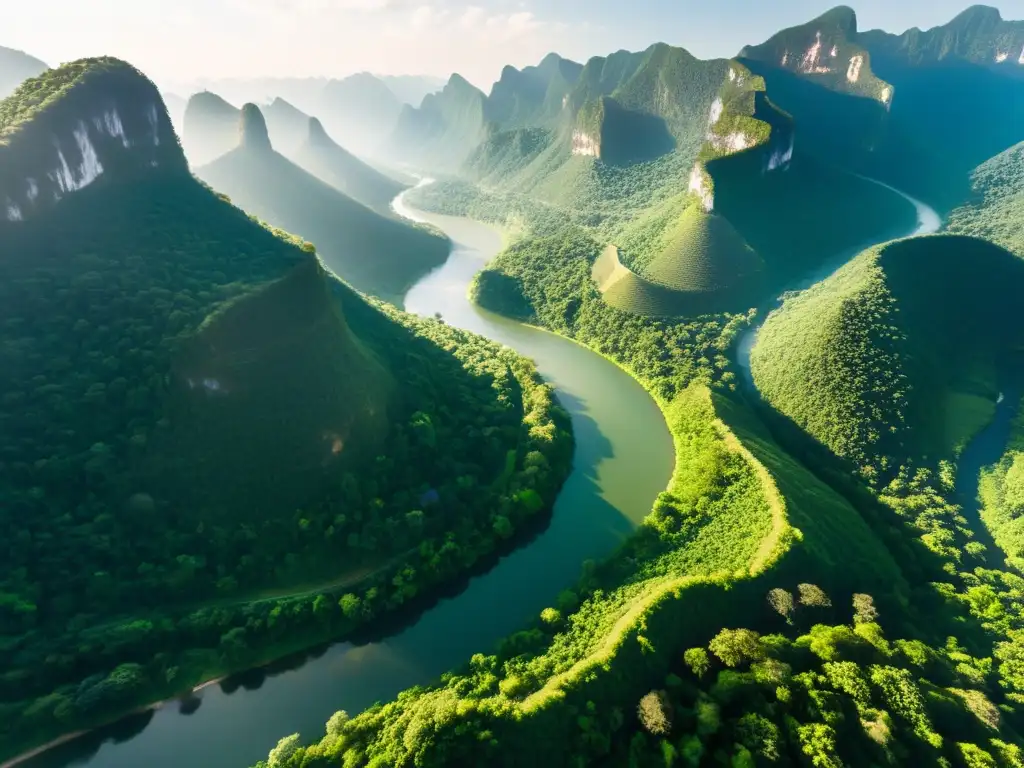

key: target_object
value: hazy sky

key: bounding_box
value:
[7,0,1024,91]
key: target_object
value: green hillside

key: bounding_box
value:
[641,205,763,294]
[948,139,1024,256]
[292,116,405,213]
[487,54,582,129]
[0,45,47,100]
[196,104,448,302]
[181,90,239,165]
[751,234,1024,478]
[261,96,311,154]
[0,59,573,762]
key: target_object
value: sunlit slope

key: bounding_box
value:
[948,139,1024,257]
[751,234,1024,475]
[196,104,448,302]
[293,117,405,213]
[592,205,764,317]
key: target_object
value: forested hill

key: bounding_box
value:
[0,45,47,100]
[195,103,449,302]
[0,58,572,762]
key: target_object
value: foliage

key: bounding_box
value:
[0,163,572,759]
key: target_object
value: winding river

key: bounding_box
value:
[22,190,674,767]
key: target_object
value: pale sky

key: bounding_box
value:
[7,0,1024,92]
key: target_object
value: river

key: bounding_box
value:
[733,178,1017,566]
[21,190,674,767]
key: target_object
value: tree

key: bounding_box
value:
[267,733,301,767]
[637,690,673,735]
[684,647,710,679]
[709,629,764,668]
[853,593,879,624]
[798,583,832,608]
[768,588,795,623]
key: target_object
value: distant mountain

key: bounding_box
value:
[181,90,240,166]
[261,96,313,155]
[196,104,448,301]
[318,72,405,156]
[389,73,491,171]
[378,73,445,106]
[160,91,187,135]
[487,53,583,128]
[0,45,47,100]
[293,117,405,213]
[739,5,1024,210]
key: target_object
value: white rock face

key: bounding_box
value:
[710,131,754,153]
[1018,45,1024,64]
[830,45,839,58]
[766,134,795,172]
[147,103,161,145]
[26,178,38,203]
[781,51,790,67]
[847,55,864,83]
[707,97,724,128]
[689,164,714,213]
[800,32,831,74]
[728,68,737,82]
[996,51,1010,63]
[571,129,599,157]
[93,109,130,147]
[49,122,105,194]
[5,202,23,221]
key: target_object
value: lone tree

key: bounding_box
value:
[767,588,795,623]
[798,583,832,608]
[638,689,673,735]
[853,593,879,624]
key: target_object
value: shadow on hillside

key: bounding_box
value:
[741,389,1011,657]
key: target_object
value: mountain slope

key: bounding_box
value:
[948,138,1024,256]
[389,73,490,171]
[378,73,445,106]
[196,104,447,301]
[292,117,405,213]
[751,234,1024,476]
[0,45,47,100]
[261,96,312,155]
[0,59,571,762]
[181,90,239,165]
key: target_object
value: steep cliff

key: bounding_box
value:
[0,58,184,222]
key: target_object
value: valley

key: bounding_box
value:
[6,4,1024,768]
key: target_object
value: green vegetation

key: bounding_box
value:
[980,405,1024,572]
[0,62,574,762]
[751,235,1024,479]
[293,117,405,214]
[0,45,47,101]
[195,103,448,303]
[949,140,1024,257]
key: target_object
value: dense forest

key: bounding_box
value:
[0,61,574,762]
[254,6,1024,767]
